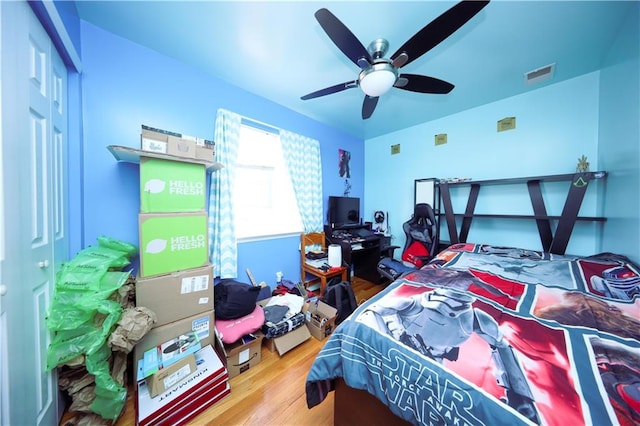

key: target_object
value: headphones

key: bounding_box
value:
[374,211,385,223]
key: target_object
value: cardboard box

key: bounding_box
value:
[262,325,310,356]
[215,331,263,379]
[140,157,206,213]
[145,353,197,398]
[141,127,197,160]
[195,144,215,162]
[136,345,229,426]
[138,212,208,278]
[134,310,215,367]
[136,265,214,327]
[304,300,338,340]
[138,331,201,380]
[258,297,311,356]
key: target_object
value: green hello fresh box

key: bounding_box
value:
[140,158,206,213]
[138,213,209,278]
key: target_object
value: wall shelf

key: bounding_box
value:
[108,145,223,172]
[444,213,606,221]
[438,171,607,255]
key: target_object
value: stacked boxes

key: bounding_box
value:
[135,266,214,326]
[139,157,206,213]
[134,126,224,422]
[140,124,215,162]
[133,310,215,366]
[138,212,209,277]
[136,345,229,426]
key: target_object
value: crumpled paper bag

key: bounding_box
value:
[108,306,156,353]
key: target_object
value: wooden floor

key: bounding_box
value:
[60,277,386,426]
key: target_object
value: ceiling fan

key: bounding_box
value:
[301,1,490,119]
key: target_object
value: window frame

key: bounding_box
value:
[233,124,303,242]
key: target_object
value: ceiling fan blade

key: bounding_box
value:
[390,0,489,68]
[362,95,379,119]
[395,74,454,94]
[301,81,358,100]
[315,8,372,69]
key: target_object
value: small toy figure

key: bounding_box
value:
[577,155,590,172]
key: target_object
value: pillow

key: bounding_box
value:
[215,305,265,344]
[402,241,429,267]
[214,279,261,320]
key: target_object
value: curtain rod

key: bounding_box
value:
[239,114,281,135]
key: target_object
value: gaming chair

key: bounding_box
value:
[377,203,438,281]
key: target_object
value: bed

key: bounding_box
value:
[306,243,640,426]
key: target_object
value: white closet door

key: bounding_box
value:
[0,2,8,423]
[1,1,68,424]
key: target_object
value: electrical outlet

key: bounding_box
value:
[434,134,447,145]
[391,144,400,155]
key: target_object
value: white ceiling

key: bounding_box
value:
[73,1,636,139]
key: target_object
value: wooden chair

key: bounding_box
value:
[300,232,348,297]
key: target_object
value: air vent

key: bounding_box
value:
[524,63,555,85]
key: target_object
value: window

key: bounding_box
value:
[234,124,303,240]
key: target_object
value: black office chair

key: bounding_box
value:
[377,203,438,282]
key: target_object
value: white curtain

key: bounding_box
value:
[280,130,324,233]
[208,109,241,278]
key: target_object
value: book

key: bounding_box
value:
[136,344,229,426]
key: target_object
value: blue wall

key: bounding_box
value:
[365,73,607,257]
[43,0,640,276]
[363,6,639,263]
[598,3,640,263]
[78,21,363,287]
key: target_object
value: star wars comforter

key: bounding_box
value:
[306,243,640,426]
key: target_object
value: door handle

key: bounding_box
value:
[0,285,6,296]
[38,260,49,268]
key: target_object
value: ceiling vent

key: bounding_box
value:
[524,63,555,85]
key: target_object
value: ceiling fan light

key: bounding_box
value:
[359,63,397,97]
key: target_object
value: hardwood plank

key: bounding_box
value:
[60,277,386,425]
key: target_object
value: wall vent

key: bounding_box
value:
[524,63,555,85]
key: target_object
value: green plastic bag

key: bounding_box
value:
[46,299,122,370]
[54,264,107,292]
[47,271,130,331]
[45,236,136,422]
[86,343,126,421]
[98,235,137,258]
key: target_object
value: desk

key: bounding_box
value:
[325,225,383,283]
[301,232,348,296]
[302,260,348,296]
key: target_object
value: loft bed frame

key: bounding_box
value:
[333,171,608,425]
[437,171,607,255]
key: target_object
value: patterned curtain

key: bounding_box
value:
[208,109,241,278]
[280,130,324,233]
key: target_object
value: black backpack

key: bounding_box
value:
[322,278,357,325]
[214,279,261,320]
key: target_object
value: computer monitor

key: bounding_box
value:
[327,196,360,228]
